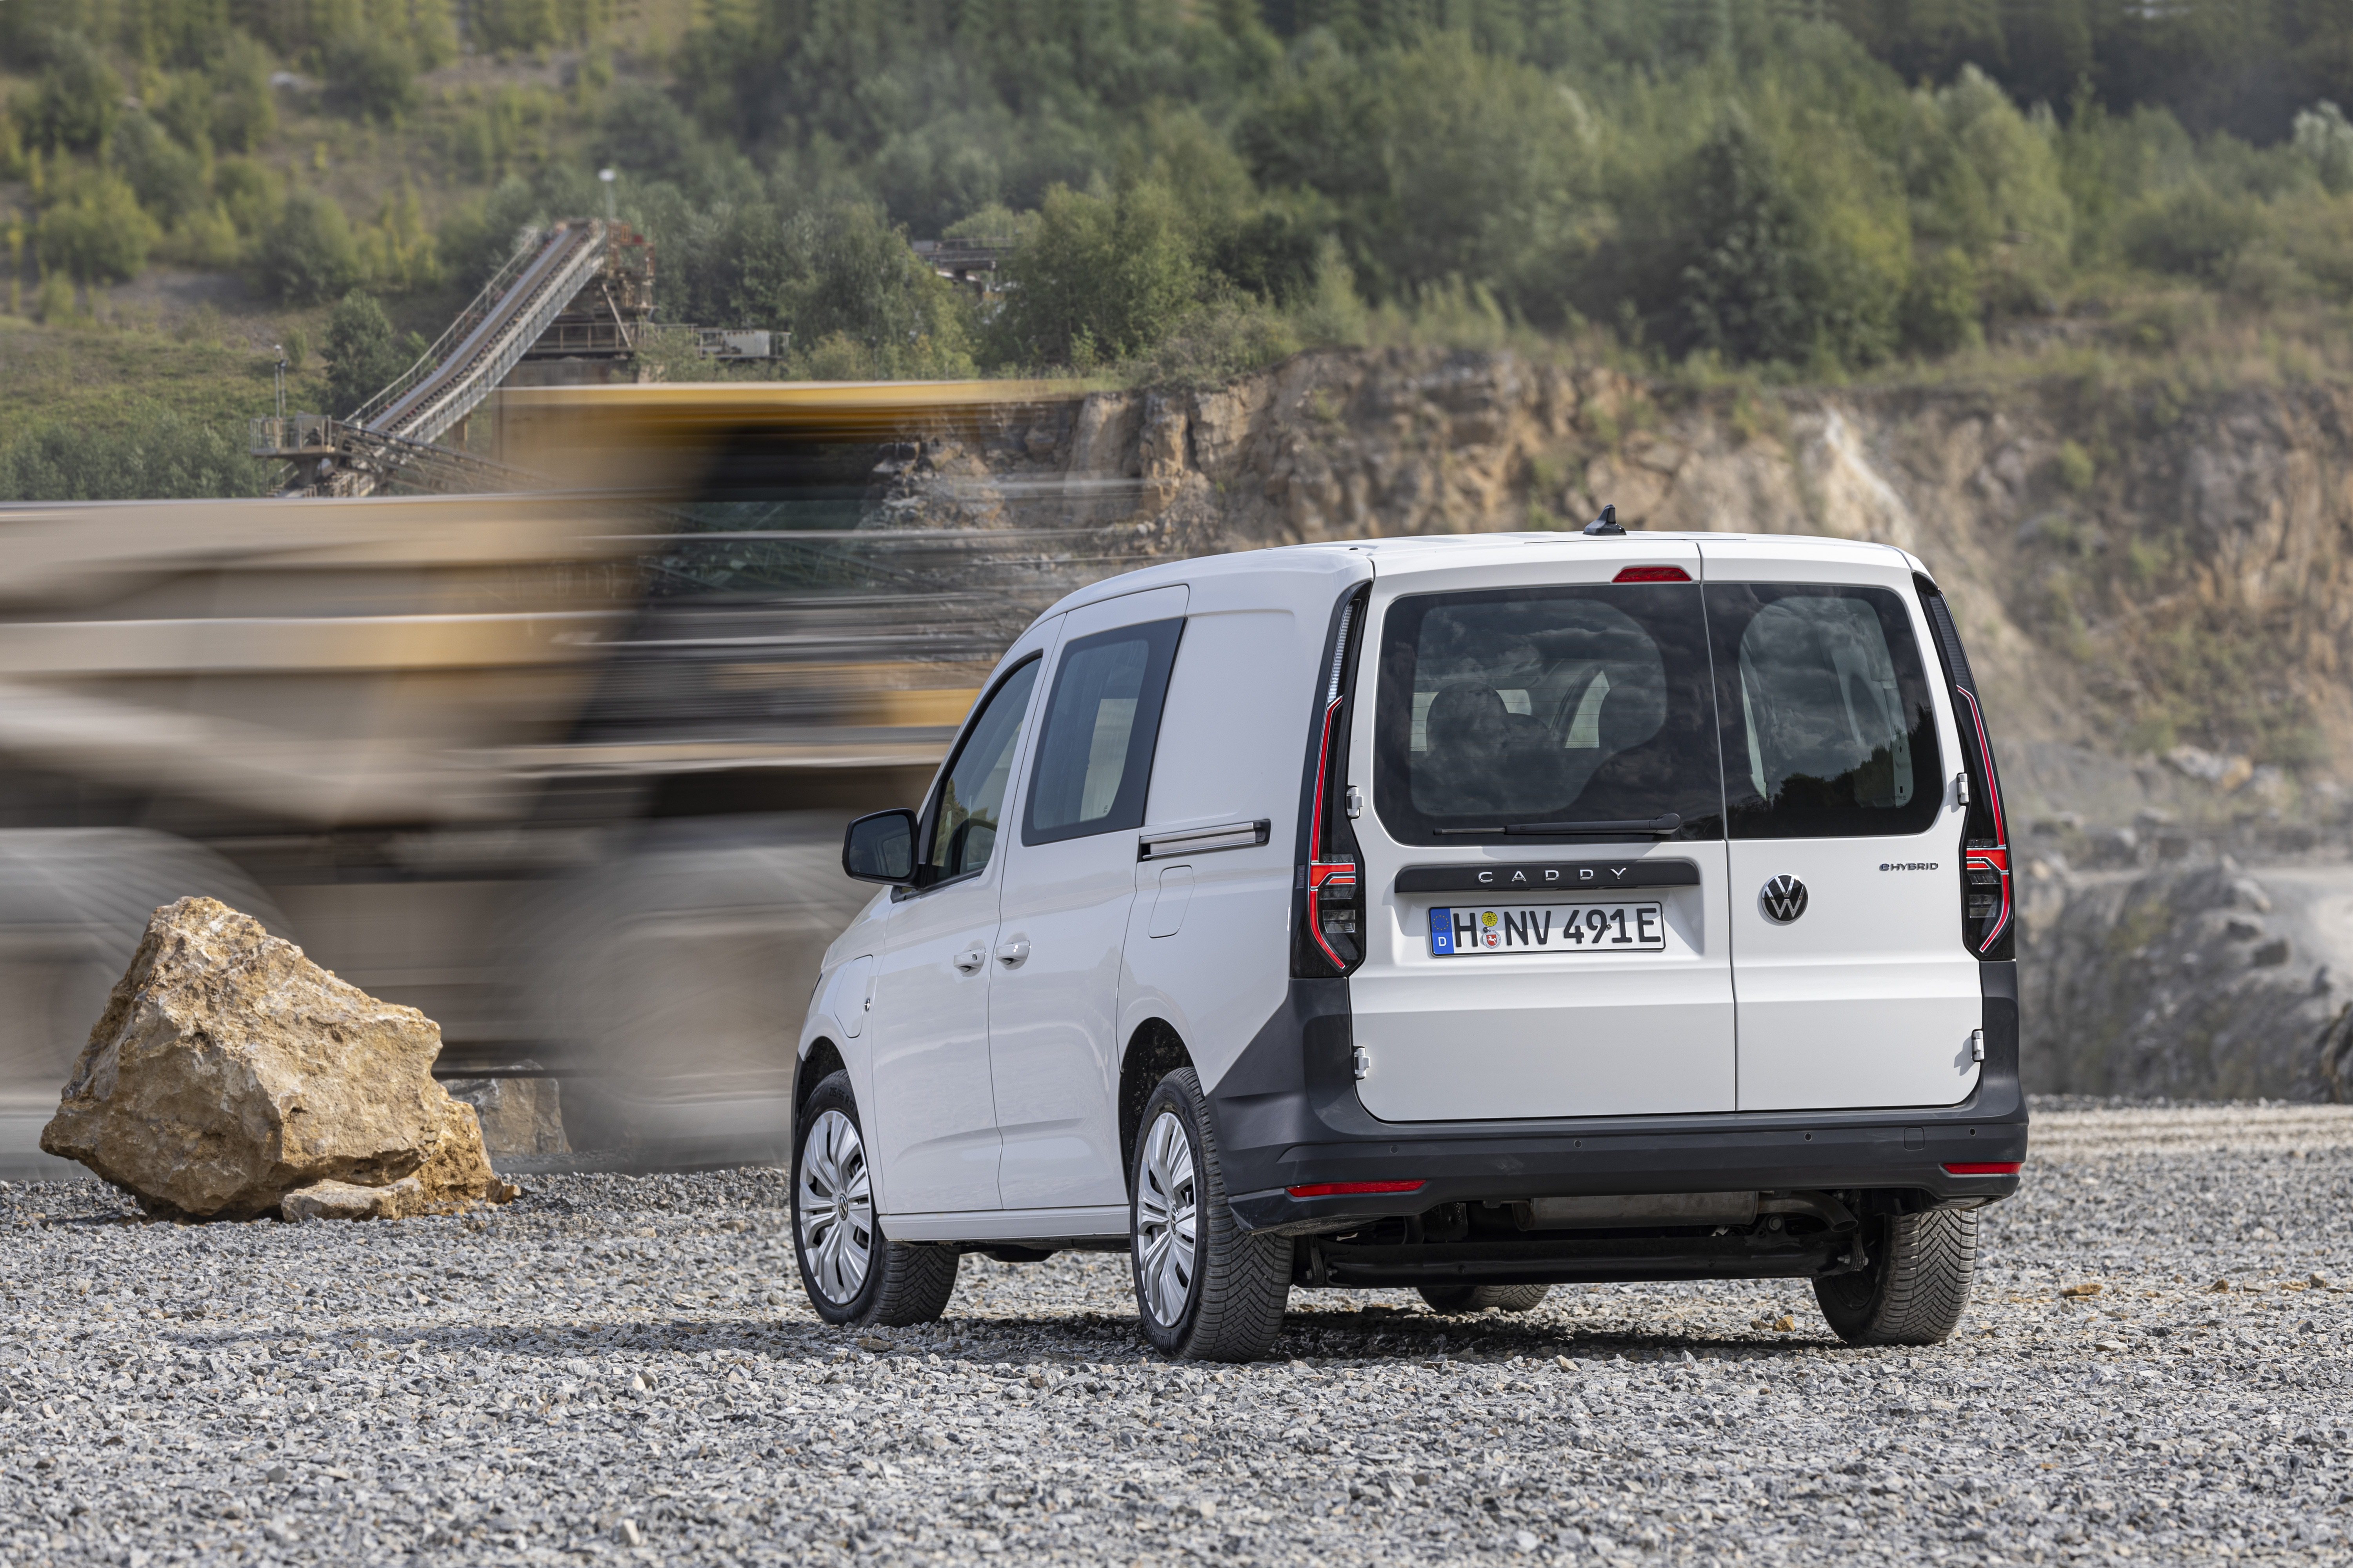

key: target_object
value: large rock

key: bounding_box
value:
[38,897,514,1219]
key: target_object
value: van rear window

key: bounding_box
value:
[1706,583,1942,839]
[1373,584,1726,844]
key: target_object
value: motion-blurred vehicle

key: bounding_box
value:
[0,381,1103,1177]
[791,530,2027,1358]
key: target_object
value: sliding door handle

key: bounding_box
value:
[995,939,1031,966]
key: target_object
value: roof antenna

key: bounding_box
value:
[1584,503,1624,536]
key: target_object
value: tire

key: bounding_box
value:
[1130,1067,1289,1362]
[790,1071,959,1328]
[1417,1283,1551,1315]
[1813,1207,1978,1346]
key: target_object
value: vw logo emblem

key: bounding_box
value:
[1761,875,1809,923]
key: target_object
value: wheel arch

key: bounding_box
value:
[1119,1017,1195,1193]
[795,1036,846,1131]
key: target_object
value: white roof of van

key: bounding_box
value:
[1042,530,1932,620]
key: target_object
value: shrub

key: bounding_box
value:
[325,292,412,417]
[32,269,82,325]
[210,35,280,154]
[2121,185,2263,280]
[111,114,209,227]
[158,205,242,270]
[2055,440,2096,494]
[0,408,269,501]
[2291,100,2353,194]
[38,172,158,283]
[253,190,362,304]
[151,70,217,151]
[1899,249,1982,356]
[214,156,282,238]
[324,35,420,126]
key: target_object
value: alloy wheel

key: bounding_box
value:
[798,1108,875,1305]
[1133,1109,1199,1326]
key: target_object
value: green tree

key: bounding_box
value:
[25,31,120,153]
[992,182,1203,367]
[253,191,363,303]
[37,171,158,282]
[1673,115,1828,367]
[324,291,411,417]
[775,202,975,379]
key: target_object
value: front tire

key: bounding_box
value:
[791,1071,958,1328]
[1814,1208,1978,1346]
[1130,1067,1289,1362]
[1418,1284,1551,1315]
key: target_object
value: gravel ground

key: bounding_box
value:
[0,1102,2348,1566]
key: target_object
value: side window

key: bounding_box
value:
[924,657,1041,882]
[1023,617,1185,845]
[1705,583,1942,839]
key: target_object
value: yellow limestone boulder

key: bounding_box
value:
[39,896,515,1220]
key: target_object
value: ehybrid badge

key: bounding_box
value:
[1760,875,1809,923]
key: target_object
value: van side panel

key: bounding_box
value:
[1122,578,1347,1100]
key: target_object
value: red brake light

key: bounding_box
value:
[1286,1180,1427,1198]
[1942,1162,2023,1176]
[1613,566,1691,583]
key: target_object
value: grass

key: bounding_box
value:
[0,314,296,443]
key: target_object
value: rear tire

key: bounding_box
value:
[1130,1067,1289,1362]
[1417,1283,1551,1315]
[791,1071,959,1328]
[1813,1208,1978,1346]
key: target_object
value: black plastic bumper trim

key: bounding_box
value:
[1204,962,2028,1236]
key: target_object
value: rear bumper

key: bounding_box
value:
[1210,964,2028,1236]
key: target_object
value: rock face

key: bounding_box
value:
[2018,856,2353,1099]
[38,897,512,1219]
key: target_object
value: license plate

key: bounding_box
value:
[1429,903,1664,956]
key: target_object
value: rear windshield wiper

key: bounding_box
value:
[1434,813,1683,837]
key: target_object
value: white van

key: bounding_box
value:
[794,528,2027,1360]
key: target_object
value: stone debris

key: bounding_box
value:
[0,1100,2345,1565]
[37,896,513,1219]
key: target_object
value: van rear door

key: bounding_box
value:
[1698,538,1982,1111]
[1348,541,1738,1121]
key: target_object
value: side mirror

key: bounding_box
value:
[843,809,919,884]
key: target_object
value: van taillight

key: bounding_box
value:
[1918,574,2014,963]
[1296,589,1368,980]
[1954,687,2012,956]
[1306,694,1363,971]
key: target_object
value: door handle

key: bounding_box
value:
[953,946,986,973]
[995,939,1031,966]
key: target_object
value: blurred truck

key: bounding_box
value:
[0,380,1100,1177]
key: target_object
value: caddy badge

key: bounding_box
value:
[1761,875,1809,923]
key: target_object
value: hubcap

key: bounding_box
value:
[797,1108,875,1305]
[1133,1109,1198,1328]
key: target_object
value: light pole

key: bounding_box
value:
[272,344,287,426]
[598,168,617,223]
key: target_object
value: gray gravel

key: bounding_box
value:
[1,1104,2349,1566]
